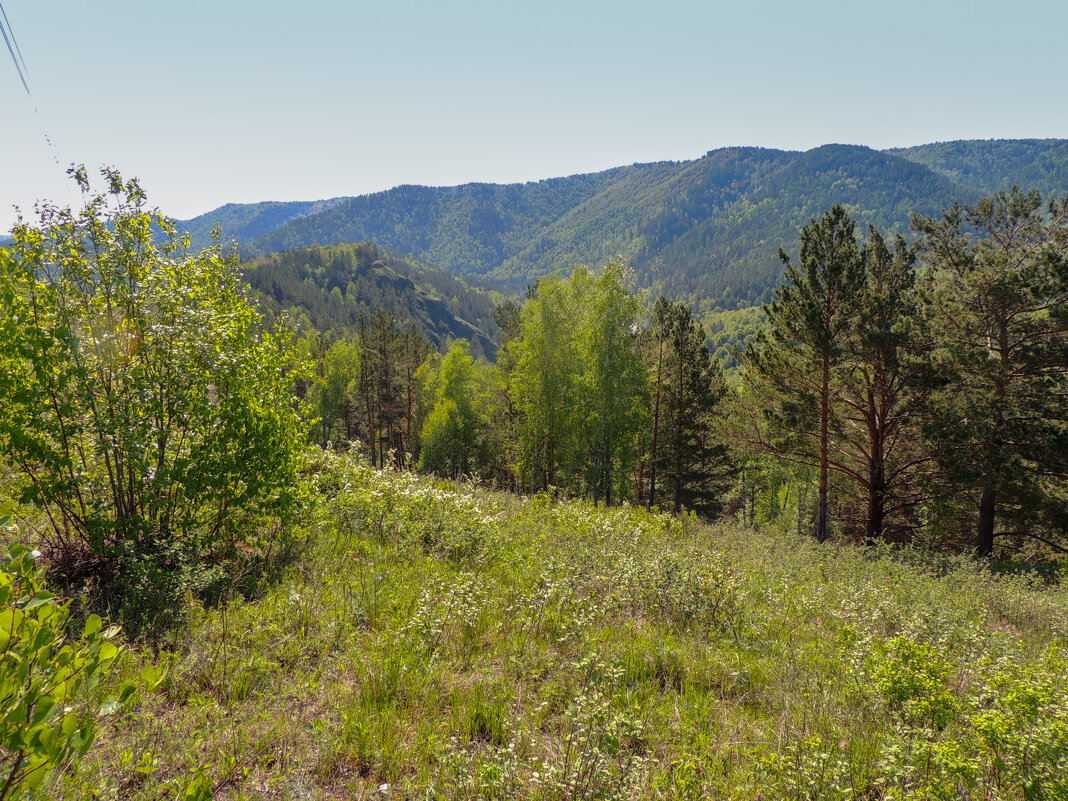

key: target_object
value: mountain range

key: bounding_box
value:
[176,138,1068,311]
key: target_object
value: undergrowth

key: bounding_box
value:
[44,451,1068,799]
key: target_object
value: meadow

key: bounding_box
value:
[47,450,1068,800]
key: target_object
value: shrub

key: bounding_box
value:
[0,168,308,595]
[0,518,130,798]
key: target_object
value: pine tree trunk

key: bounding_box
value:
[816,355,830,543]
[977,484,996,557]
[976,323,1008,557]
[648,338,664,510]
[405,366,414,461]
[674,345,684,515]
[866,390,886,544]
[365,395,377,470]
[866,472,885,545]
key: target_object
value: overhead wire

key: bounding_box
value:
[0,0,31,97]
[1,1,67,223]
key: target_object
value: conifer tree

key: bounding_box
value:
[742,205,864,541]
[399,324,430,461]
[357,309,403,468]
[835,228,931,542]
[647,298,732,516]
[914,189,1068,555]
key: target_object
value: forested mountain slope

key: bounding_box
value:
[243,242,501,357]
[174,139,1068,308]
[644,144,971,308]
[247,169,631,276]
[177,197,352,250]
[889,138,1068,197]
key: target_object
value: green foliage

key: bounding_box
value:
[244,242,500,357]
[0,167,308,599]
[351,309,429,469]
[914,188,1068,553]
[172,198,352,253]
[737,208,938,544]
[304,333,360,448]
[418,341,484,479]
[40,453,1068,799]
[0,524,130,799]
[967,653,1068,796]
[573,261,649,504]
[741,205,864,541]
[171,142,1068,312]
[702,305,765,374]
[509,262,648,501]
[419,399,469,478]
[646,296,733,516]
[873,637,957,729]
[889,139,1068,198]
[508,272,583,491]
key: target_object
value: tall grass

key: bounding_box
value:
[54,451,1068,799]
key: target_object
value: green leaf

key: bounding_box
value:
[83,614,102,638]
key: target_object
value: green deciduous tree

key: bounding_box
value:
[0,168,308,583]
[418,340,481,478]
[0,505,139,799]
[574,261,649,505]
[307,334,360,449]
[508,262,648,502]
[508,274,582,492]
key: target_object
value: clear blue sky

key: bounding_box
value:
[2,0,1066,231]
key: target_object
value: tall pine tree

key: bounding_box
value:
[834,228,932,542]
[741,205,864,541]
[914,189,1068,555]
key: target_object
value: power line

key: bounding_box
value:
[0,1,30,97]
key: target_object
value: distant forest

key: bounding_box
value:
[244,243,501,358]
[178,139,1068,311]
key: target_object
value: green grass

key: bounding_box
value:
[49,451,1068,799]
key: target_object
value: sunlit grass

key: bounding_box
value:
[54,451,1068,799]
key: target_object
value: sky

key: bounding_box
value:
[2,0,1067,231]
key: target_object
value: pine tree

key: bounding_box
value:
[357,309,403,468]
[914,189,1068,555]
[399,324,430,462]
[648,298,732,516]
[741,205,864,541]
[835,228,932,541]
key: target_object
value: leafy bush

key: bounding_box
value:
[968,653,1068,798]
[0,168,308,601]
[0,519,130,798]
[873,637,958,729]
